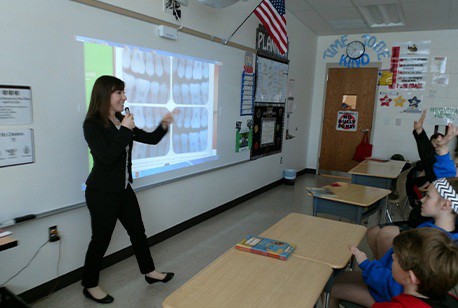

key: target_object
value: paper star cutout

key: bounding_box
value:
[380,95,392,107]
[408,96,421,108]
[394,96,406,107]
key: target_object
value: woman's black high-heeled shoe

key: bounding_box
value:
[83,288,114,304]
[145,272,174,284]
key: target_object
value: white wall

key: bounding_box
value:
[308,30,458,169]
[0,0,317,295]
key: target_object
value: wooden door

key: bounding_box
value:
[319,68,378,173]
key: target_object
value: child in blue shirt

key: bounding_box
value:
[329,177,458,307]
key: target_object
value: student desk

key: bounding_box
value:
[0,236,17,252]
[162,248,332,308]
[261,213,367,308]
[310,182,391,224]
[349,159,406,189]
[260,213,366,268]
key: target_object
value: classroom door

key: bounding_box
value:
[319,67,378,173]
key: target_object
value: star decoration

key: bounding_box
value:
[380,95,392,107]
[408,96,421,108]
[394,96,406,107]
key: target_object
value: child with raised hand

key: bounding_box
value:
[366,113,458,261]
[329,177,458,307]
[371,227,458,307]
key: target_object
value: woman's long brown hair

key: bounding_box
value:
[85,75,125,127]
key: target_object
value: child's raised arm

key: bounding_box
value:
[414,110,427,134]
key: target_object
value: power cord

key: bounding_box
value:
[1,239,49,287]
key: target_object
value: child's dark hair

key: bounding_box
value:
[393,227,458,298]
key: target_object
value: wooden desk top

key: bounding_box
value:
[0,236,18,252]
[261,213,366,268]
[349,160,405,179]
[163,248,332,308]
[310,182,391,207]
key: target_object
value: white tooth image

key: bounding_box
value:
[123,73,135,100]
[189,132,199,152]
[191,108,200,129]
[181,133,189,153]
[183,108,191,129]
[135,78,149,103]
[177,59,185,79]
[202,62,209,79]
[131,49,146,74]
[199,129,207,150]
[150,81,160,104]
[172,57,178,75]
[122,47,131,69]
[135,106,146,128]
[145,108,154,129]
[185,60,193,80]
[176,108,184,128]
[145,52,155,76]
[155,55,164,77]
[190,83,199,105]
[201,82,209,104]
[160,82,168,103]
[173,83,181,104]
[173,133,181,153]
[193,61,203,80]
[200,108,208,128]
[181,83,189,105]
[163,56,171,75]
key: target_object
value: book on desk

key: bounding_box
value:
[235,235,295,260]
[305,187,336,197]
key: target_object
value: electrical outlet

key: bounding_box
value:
[49,225,60,242]
[280,157,283,164]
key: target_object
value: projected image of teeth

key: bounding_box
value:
[122,46,131,69]
[131,49,146,74]
[83,37,219,180]
[172,107,209,153]
[185,59,193,80]
[173,83,181,104]
[149,81,159,104]
[155,54,164,77]
[135,78,149,104]
[131,106,170,159]
[146,52,155,76]
[123,73,135,100]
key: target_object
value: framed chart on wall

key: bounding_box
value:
[251,103,285,160]
[254,56,289,103]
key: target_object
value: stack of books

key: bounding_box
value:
[235,235,295,260]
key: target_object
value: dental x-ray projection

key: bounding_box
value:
[78,36,219,181]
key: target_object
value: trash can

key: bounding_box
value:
[283,169,297,185]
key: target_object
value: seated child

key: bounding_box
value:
[372,227,458,307]
[329,177,458,307]
[366,115,458,260]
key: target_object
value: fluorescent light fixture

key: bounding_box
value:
[358,3,405,28]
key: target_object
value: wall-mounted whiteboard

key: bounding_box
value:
[0,0,250,222]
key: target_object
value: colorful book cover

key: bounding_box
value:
[235,235,295,260]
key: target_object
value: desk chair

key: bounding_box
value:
[386,167,413,223]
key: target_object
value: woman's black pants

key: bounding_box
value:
[82,185,155,288]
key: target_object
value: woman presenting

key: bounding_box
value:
[82,75,174,304]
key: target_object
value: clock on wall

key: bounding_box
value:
[346,40,365,60]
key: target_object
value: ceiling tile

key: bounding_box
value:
[402,0,449,28]
[318,7,362,21]
[292,10,335,35]
[287,0,314,12]
[305,0,354,10]
[352,0,400,6]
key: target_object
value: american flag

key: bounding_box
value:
[254,0,287,55]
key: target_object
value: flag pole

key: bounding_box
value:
[223,1,263,45]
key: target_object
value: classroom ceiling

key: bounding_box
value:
[287,0,458,36]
